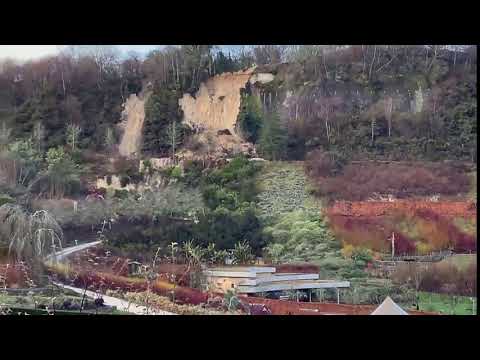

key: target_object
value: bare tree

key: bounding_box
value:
[384,96,393,137]
[368,45,377,80]
[66,123,82,151]
[33,121,45,152]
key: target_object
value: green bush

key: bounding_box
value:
[0,194,14,206]
[237,93,263,143]
[170,166,182,179]
[193,204,264,254]
[203,155,261,210]
[263,210,341,263]
[114,189,130,199]
[119,176,130,188]
[181,160,204,187]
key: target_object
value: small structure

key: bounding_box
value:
[203,266,350,302]
[370,296,408,315]
[127,261,143,276]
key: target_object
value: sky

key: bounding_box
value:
[0,45,162,61]
[0,45,241,62]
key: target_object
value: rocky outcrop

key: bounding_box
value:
[118,93,148,158]
[177,67,276,160]
[139,158,175,173]
[179,68,255,137]
[96,175,136,192]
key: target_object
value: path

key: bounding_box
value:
[53,283,176,315]
[45,240,103,262]
[46,240,177,315]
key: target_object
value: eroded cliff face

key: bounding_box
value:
[179,68,256,137]
[118,93,148,158]
[119,68,275,160]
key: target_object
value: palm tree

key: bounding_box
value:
[0,204,63,261]
[182,240,205,269]
[232,241,255,265]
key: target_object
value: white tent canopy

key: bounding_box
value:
[370,296,408,315]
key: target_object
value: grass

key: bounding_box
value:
[256,161,324,223]
[257,162,371,282]
[439,254,476,271]
[417,291,476,315]
[452,217,477,236]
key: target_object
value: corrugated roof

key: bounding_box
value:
[370,296,409,315]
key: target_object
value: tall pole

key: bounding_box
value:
[391,232,395,259]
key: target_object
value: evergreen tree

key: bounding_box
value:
[258,112,287,161]
[238,94,263,143]
[142,86,182,155]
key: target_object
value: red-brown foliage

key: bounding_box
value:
[328,201,476,254]
[275,263,320,273]
[305,150,338,178]
[329,214,416,254]
[307,161,471,201]
[330,200,476,218]
[0,262,36,288]
[414,209,476,253]
[61,270,208,305]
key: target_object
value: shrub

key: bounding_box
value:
[305,149,345,178]
[170,166,182,179]
[308,162,471,201]
[0,194,14,206]
[264,210,340,263]
[181,160,204,187]
[29,146,81,199]
[114,189,130,199]
[392,260,477,296]
[119,175,130,188]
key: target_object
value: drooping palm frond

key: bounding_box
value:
[0,204,63,261]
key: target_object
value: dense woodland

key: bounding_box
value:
[1,45,476,161]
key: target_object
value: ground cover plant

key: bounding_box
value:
[306,156,472,202]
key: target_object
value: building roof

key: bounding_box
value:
[204,266,276,278]
[236,279,350,293]
[370,296,409,315]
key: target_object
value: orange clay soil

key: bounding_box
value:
[328,200,476,218]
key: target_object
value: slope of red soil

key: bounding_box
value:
[240,296,435,315]
[329,200,476,218]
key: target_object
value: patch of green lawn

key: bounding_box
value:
[418,291,476,315]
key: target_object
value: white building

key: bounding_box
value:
[203,266,350,302]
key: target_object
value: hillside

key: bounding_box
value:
[0,45,476,311]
